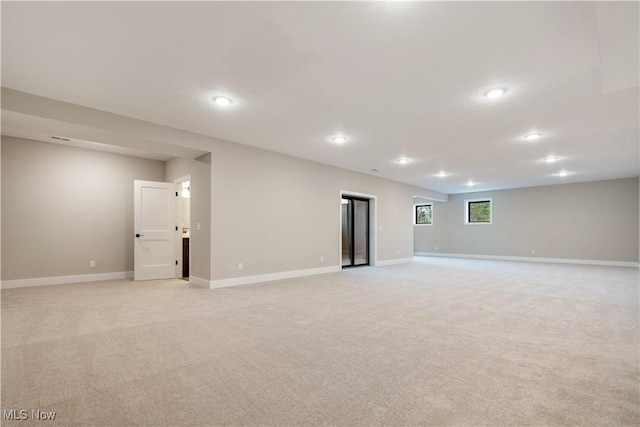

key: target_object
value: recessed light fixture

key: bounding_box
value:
[213,96,232,106]
[397,157,410,165]
[332,135,347,144]
[557,170,569,177]
[436,171,448,178]
[467,180,475,187]
[543,156,559,163]
[485,88,506,99]
[524,132,542,141]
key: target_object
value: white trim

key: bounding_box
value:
[376,257,414,266]
[414,252,639,268]
[172,174,191,185]
[464,197,492,225]
[1,271,134,289]
[340,190,378,267]
[188,275,210,289]
[209,266,340,289]
[174,175,192,280]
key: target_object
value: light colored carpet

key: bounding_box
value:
[2,257,638,426]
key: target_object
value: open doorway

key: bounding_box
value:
[176,176,191,280]
[341,196,370,267]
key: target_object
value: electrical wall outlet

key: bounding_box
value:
[434,246,438,250]
[238,262,243,271]
[531,249,536,255]
[320,256,324,262]
[89,261,96,268]
[396,249,400,255]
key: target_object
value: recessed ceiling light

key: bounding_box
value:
[436,171,448,178]
[332,136,347,144]
[543,156,559,163]
[524,132,542,141]
[213,96,232,106]
[397,157,410,165]
[485,88,506,98]
[467,180,475,186]
[557,170,569,177]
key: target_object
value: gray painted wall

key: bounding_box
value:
[209,140,437,280]
[1,136,166,280]
[1,135,439,283]
[414,178,639,263]
[4,134,636,284]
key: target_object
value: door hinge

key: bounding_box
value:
[176,191,178,197]
[176,260,178,265]
[176,226,178,231]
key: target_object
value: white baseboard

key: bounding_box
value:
[376,257,414,266]
[1,271,134,289]
[188,275,211,289]
[414,252,639,268]
[209,265,341,289]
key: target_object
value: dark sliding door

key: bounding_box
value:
[341,196,369,268]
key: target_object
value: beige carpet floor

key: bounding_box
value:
[1,257,638,426]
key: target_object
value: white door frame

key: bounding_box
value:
[339,190,377,267]
[174,175,191,279]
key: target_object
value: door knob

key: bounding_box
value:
[136,233,144,238]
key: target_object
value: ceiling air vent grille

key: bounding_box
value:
[50,136,71,142]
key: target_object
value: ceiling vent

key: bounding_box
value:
[50,135,71,142]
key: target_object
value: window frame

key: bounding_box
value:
[414,203,433,226]
[464,197,492,225]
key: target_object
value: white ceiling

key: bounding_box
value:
[1,1,638,194]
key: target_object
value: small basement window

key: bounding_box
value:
[465,198,492,224]
[415,204,433,225]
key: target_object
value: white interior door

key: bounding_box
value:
[134,180,176,281]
